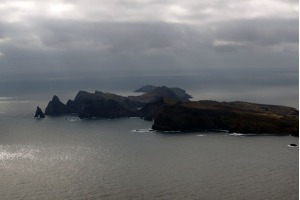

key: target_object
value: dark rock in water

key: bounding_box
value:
[289,144,297,147]
[34,106,45,118]
[45,95,69,115]
[152,101,299,136]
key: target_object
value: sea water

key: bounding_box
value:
[0,100,298,200]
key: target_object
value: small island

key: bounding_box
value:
[36,85,299,136]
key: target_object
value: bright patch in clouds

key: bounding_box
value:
[49,3,74,16]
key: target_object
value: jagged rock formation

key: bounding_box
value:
[34,106,45,118]
[45,95,68,115]
[152,100,299,136]
[42,86,191,119]
[44,91,144,119]
[65,91,143,118]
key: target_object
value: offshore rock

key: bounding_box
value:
[45,95,68,115]
[34,106,45,118]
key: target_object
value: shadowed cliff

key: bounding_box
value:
[152,101,298,136]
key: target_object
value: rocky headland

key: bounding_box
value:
[152,101,299,136]
[36,85,299,136]
[41,86,189,119]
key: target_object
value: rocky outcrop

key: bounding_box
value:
[152,101,299,136]
[134,85,156,93]
[45,95,68,115]
[34,106,45,118]
[129,86,192,103]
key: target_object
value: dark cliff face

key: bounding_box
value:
[78,99,133,119]
[69,90,143,113]
[42,86,191,118]
[152,101,299,136]
[45,95,68,115]
[44,91,140,119]
[137,97,166,120]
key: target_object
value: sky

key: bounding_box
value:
[0,0,298,108]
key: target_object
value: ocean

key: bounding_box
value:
[0,99,298,200]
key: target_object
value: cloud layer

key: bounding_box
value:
[0,0,298,107]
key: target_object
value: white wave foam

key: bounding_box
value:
[132,129,154,133]
[229,133,244,136]
[66,117,81,122]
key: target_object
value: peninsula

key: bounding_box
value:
[35,85,299,136]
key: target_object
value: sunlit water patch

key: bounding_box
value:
[0,117,298,200]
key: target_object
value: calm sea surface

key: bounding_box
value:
[0,101,298,200]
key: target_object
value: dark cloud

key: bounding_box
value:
[0,0,298,108]
[213,18,298,46]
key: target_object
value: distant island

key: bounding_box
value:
[35,85,299,136]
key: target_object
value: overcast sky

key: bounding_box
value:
[0,0,298,107]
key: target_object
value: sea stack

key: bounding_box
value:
[34,106,45,119]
